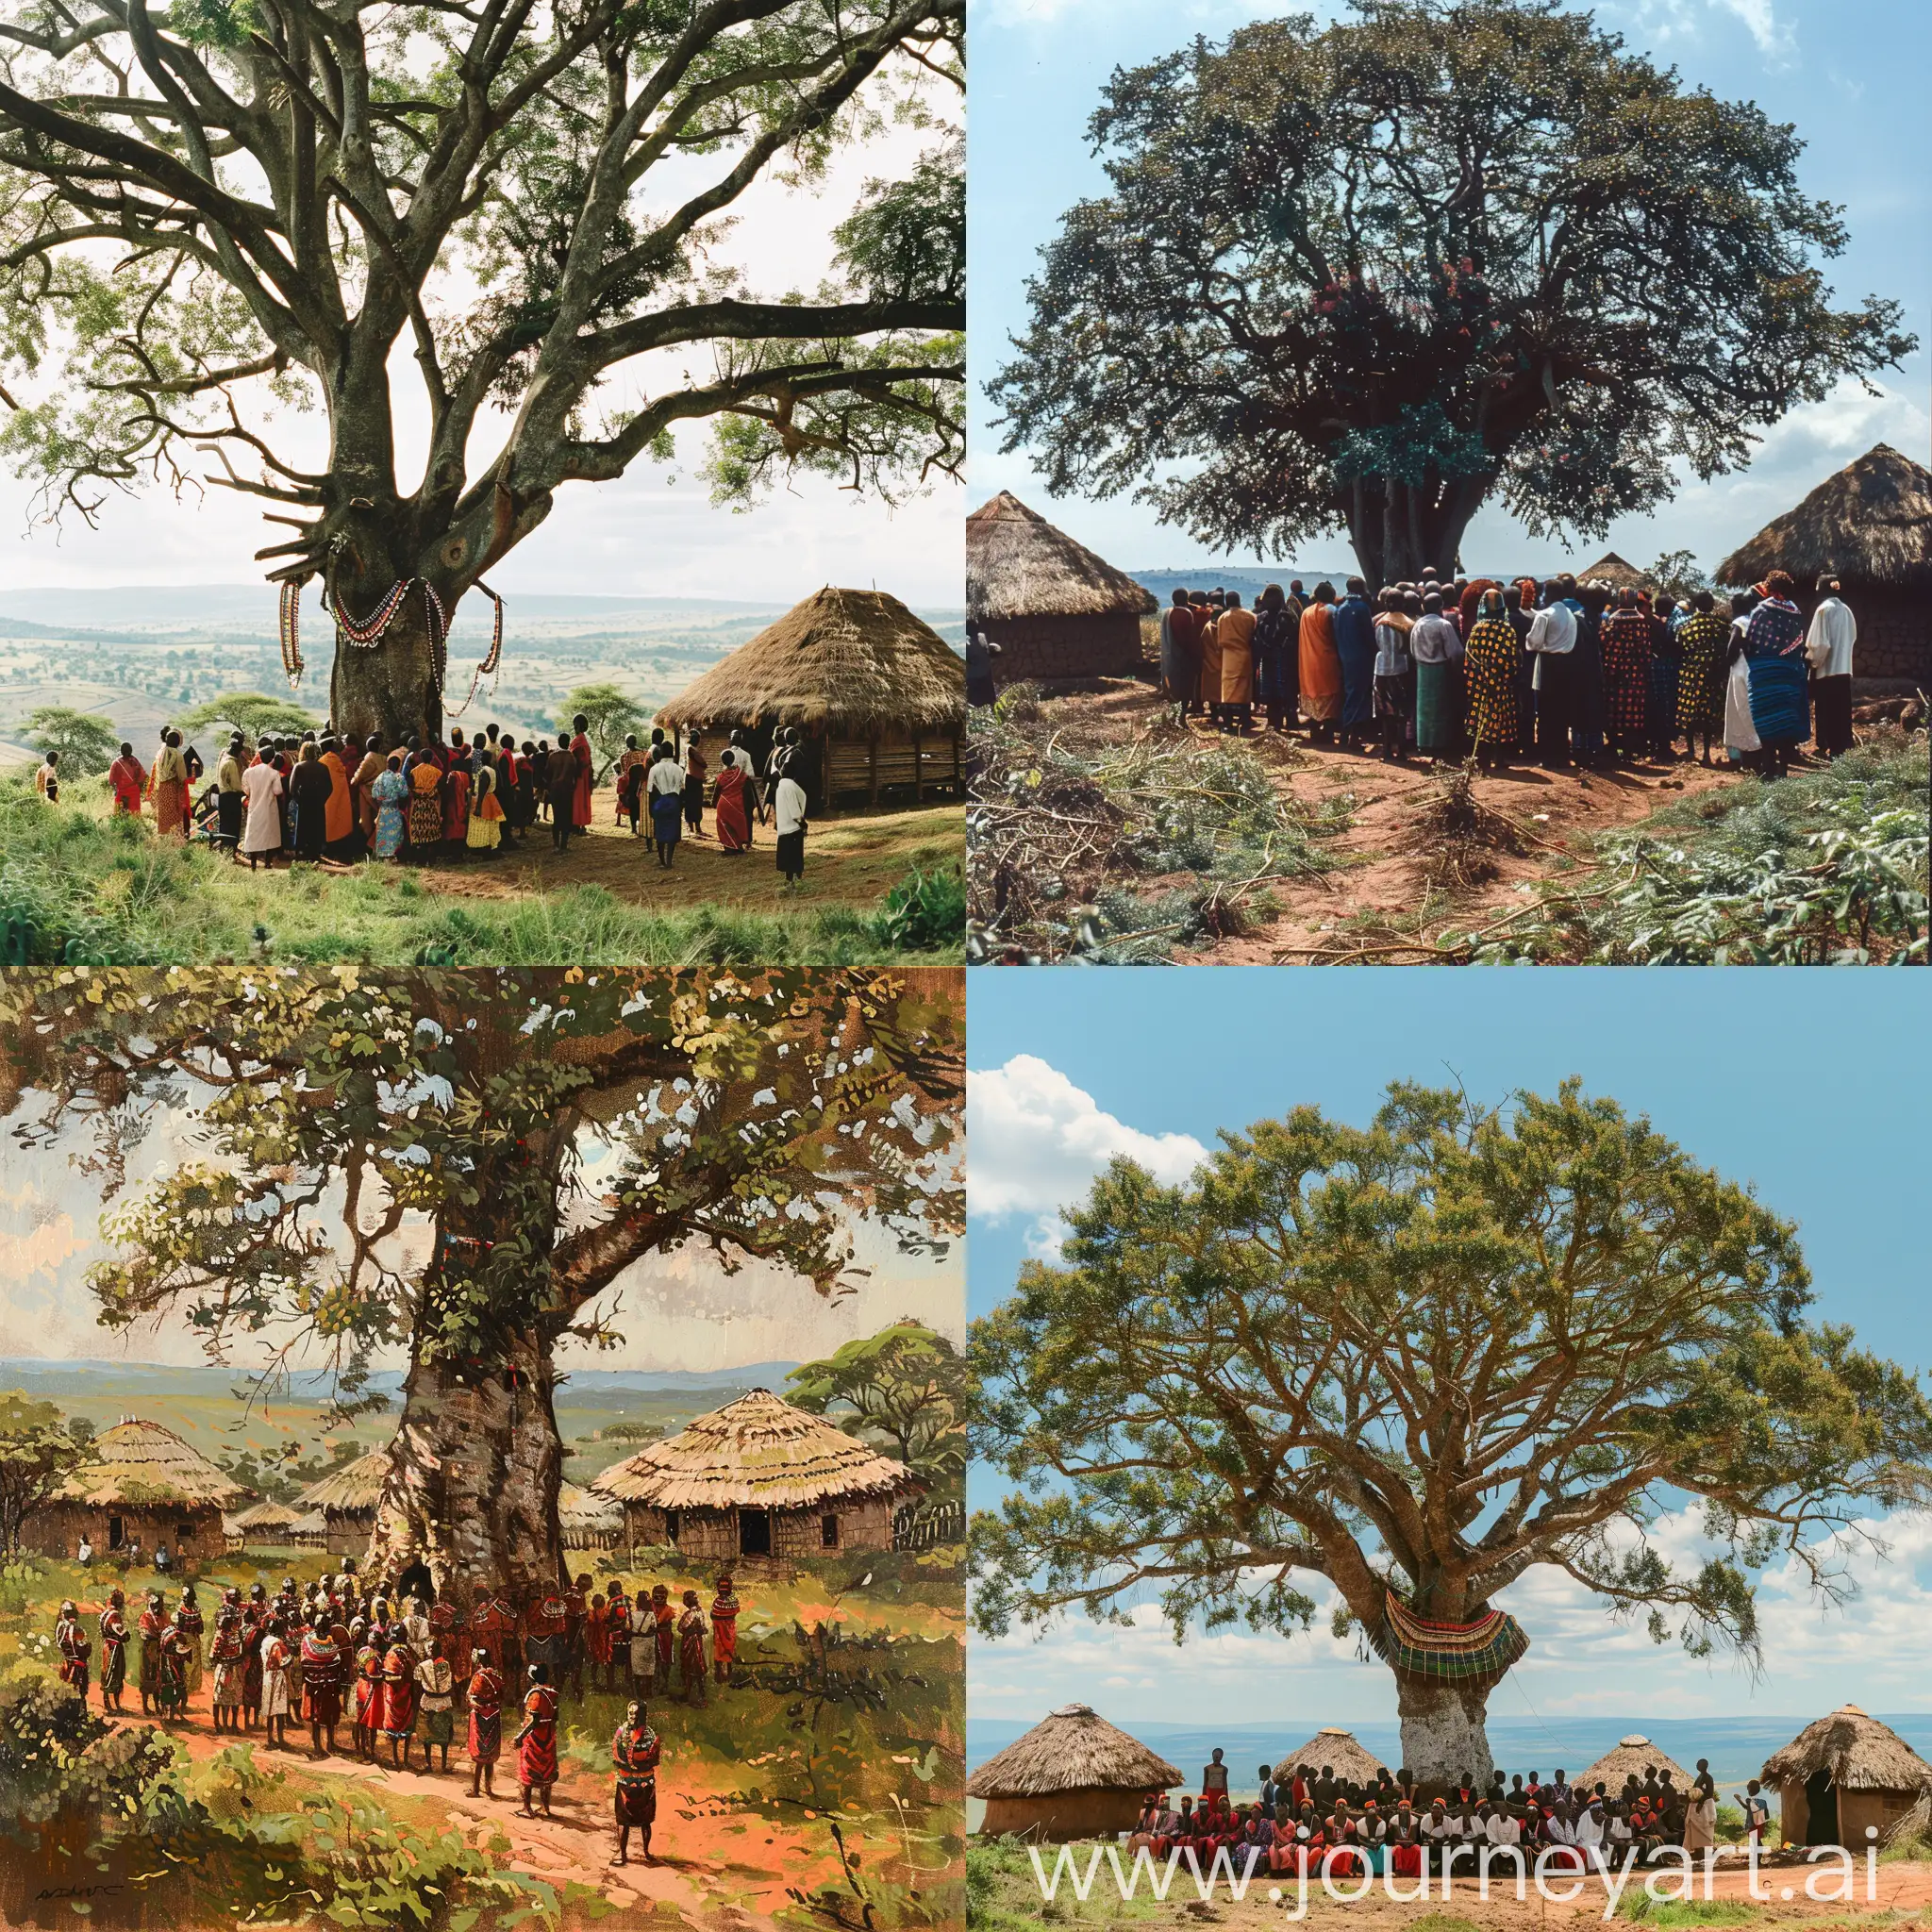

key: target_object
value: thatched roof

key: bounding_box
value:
[966,491,1157,624]
[1760,1706,1932,1794]
[559,1481,623,1541]
[1273,1728,1391,1787]
[1717,445,1932,591]
[231,1499,304,1533]
[56,1418,245,1507]
[655,588,963,735]
[296,1448,389,1514]
[1576,1735,1693,1792]
[588,1388,920,1512]
[966,1705,1184,1799]
[1575,552,1653,591]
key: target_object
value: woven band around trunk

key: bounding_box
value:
[1371,1591,1529,1685]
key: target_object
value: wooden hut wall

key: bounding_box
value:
[26,1500,226,1562]
[978,1789,1148,1840]
[824,725,964,807]
[982,612,1143,682]
[622,1493,897,1559]
[325,1507,375,1557]
[1840,1788,1922,1846]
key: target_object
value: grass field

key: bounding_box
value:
[0,774,965,965]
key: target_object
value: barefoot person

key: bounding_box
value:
[709,1574,740,1684]
[677,1591,708,1706]
[260,1616,293,1750]
[98,1590,129,1714]
[300,1616,344,1758]
[416,1637,456,1773]
[467,1646,506,1798]
[610,1701,661,1867]
[514,1662,560,1819]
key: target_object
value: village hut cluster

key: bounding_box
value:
[24,1418,244,1562]
[588,1387,923,1564]
[656,587,966,811]
[971,1706,1932,1851]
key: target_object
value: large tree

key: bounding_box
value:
[0,1393,92,1552]
[788,1316,966,1504]
[0,1,963,744]
[0,967,963,1604]
[991,0,1915,588]
[970,1081,1932,1783]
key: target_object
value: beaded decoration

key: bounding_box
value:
[282,571,505,705]
[443,580,505,720]
[277,580,305,688]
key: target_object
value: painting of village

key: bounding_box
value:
[0,966,967,1932]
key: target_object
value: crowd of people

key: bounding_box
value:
[1146,567,1859,779]
[42,714,814,887]
[1125,1749,1779,1878]
[50,1557,748,1864]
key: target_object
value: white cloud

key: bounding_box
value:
[966,1056,1208,1230]
[1713,0,1794,57]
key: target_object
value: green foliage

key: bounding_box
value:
[788,1321,968,1500]
[0,1391,90,1552]
[25,706,119,777]
[175,691,320,742]
[0,1666,173,1840]
[557,683,647,783]
[877,864,966,953]
[970,1080,1932,1703]
[1648,551,1713,600]
[992,0,1916,579]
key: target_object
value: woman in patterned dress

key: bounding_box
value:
[416,1636,457,1773]
[1674,591,1731,765]
[408,758,444,851]
[1462,589,1521,771]
[379,1635,420,1769]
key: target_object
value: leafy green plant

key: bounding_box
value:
[877,864,967,952]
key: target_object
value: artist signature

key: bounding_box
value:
[35,1884,125,1901]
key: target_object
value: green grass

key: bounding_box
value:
[0,774,961,965]
[1616,1901,1769,1925]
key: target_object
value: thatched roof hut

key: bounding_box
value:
[1760,1706,1932,1847]
[1575,1735,1693,1795]
[1574,551,1653,591]
[967,1704,1183,1840]
[966,491,1155,683]
[230,1499,307,1543]
[1717,444,1932,689]
[1272,1727,1391,1789]
[559,1481,624,1550]
[27,1417,246,1561]
[296,1448,389,1557]
[656,587,964,810]
[590,1388,921,1565]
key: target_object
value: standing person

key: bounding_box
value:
[514,1663,561,1819]
[1331,578,1377,751]
[584,1592,615,1694]
[352,1624,384,1759]
[320,735,356,856]
[468,756,504,856]
[682,740,708,836]
[1572,585,1609,767]
[1724,590,1764,770]
[1742,572,1811,776]
[610,1702,661,1867]
[176,1585,205,1698]
[648,743,686,867]
[1674,591,1730,766]
[965,625,1003,708]
[1463,589,1521,771]
[466,1646,506,1798]
[209,1607,245,1732]
[1251,586,1294,734]
[570,713,595,834]
[156,1610,191,1720]
[1408,592,1464,763]
[1194,597,1224,731]
[108,741,147,818]
[98,1590,129,1714]
[1214,591,1255,735]
[773,759,808,891]
[1159,590,1199,722]
[1599,589,1653,763]
[441,752,473,855]
[1526,578,1579,769]
[1647,595,1684,759]
[137,1589,166,1715]
[408,755,444,854]
[1806,574,1857,758]
[617,736,647,836]
[544,739,580,853]
[33,749,59,803]
[300,1616,343,1758]
[55,1600,92,1702]
[709,1574,740,1684]
[1506,583,1537,758]
[214,738,246,853]
[1297,583,1343,742]
[1736,1781,1772,1846]
[713,750,752,854]
[370,754,409,859]
[260,1617,293,1750]
[416,1636,456,1773]
[676,1591,708,1706]
[152,730,190,838]
[628,1587,658,1697]
[652,1584,675,1688]
[241,1584,266,1730]
[289,742,332,860]
[1371,591,1415,761]
[351,734,385,849]
[380,1629,420,1769]
[240,744,286,870]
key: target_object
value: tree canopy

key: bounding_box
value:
[788,1317,966,1501]
[559,681,648,782]
[970,1080,1932,1775]
[25,706,119,775]
[0,1,963,741]
[0,1392,92,1551]
[991,0,1915,586]
[175,691,321,741]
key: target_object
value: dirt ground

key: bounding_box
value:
[1010,679,1757,961]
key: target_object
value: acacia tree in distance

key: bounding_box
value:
[970,1082,1932,1783]
[0,2,963,743]
[0,968,963,1604]
[991,0,1915,587]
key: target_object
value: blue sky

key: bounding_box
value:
[966,969,1932,1727]
[969,0,1932,579]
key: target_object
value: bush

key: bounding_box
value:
[0,1666,172,1840]
[876,863,966,952]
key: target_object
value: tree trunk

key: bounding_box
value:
[364,1326,565,1614]
[1344,484,1482,594]
[1394,1674,1498,1790]
[328,581,445,749]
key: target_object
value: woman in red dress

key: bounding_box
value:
[713,752,751,853]
[466,1647,505,1798]
[514,1663,560,1817]
[571,714,594,830]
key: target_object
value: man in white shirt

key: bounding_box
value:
[1805,574,1857,758]
[774,767,808,889]
[1525,576,1580,769]
[646,745,686,866]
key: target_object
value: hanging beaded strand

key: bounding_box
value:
[277,580,305,687]
[442,581,505,720]
[329,575,417,647]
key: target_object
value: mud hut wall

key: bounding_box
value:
[1836,587,1929,687]
[25,1501,226,1562]
[1777,1781,1811,1844]
[983,613,1144,682]
[1839,1789,1920,1846]
[979,1789,1148,1840]
[324,1507,375,1559]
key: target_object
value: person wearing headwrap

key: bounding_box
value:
[1740,571,1810,774]
[467,1645,507,1797]
[55,1600,91,1699]
[611,1700,662,1866]
[515,1662,560,1817]
[1462,588,1521,770]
